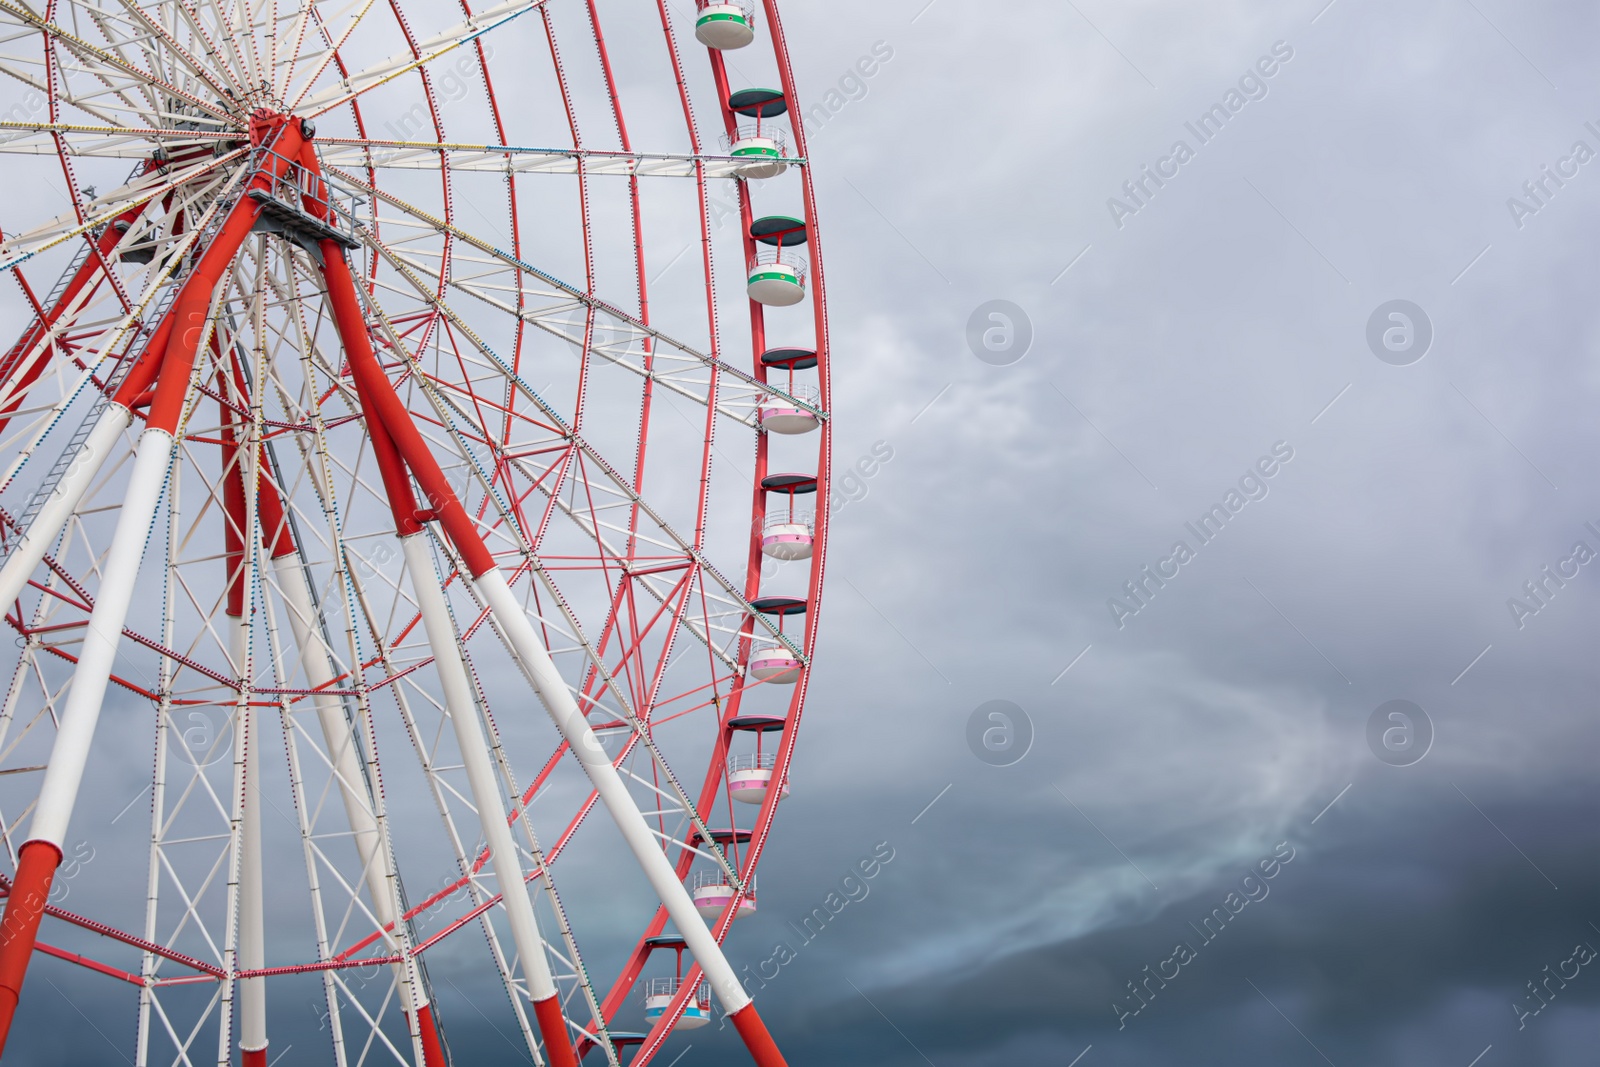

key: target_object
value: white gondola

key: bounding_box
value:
[691,870,757,920]
[695,1,755,49]
[757,383,820,435]
[728,753,789,804]
[761,511,813,560]
[643,977,713,1030]
[723,125,788,180]
[747,248,807,306]
[748,645,802,684]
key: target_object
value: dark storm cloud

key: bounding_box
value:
[745,792,1600,1067]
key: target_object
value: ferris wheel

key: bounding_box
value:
[0,0,828,1064]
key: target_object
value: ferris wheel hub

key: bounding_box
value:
[246,108,304,145]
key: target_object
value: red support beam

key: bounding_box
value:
[32,940,142,987]
[218,342,298,616]
[0,200,146,439]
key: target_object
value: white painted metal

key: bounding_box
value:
[233,615,268,1056]
[472,568,754,1015]
[27,427,171,848]
[401,534,561,1004]
[0,405,130,615]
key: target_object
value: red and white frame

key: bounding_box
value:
[0,1,829,1065]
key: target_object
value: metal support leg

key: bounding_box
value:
[403,534,577,1067]
[0,425,177,1052]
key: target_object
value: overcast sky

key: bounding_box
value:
[702,1,1600,1065]
[9,1,1600,1066]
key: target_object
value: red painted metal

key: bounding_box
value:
[0,840,61,1058]
[0,871,224,977]
[107,310,175,414]
[533,994,578,1067]
[115,120,309,436]
[346,370,424,540]
[317,240,492,576]
[729,1003,789,1067]
[219,353,249,619]
[219,345,297,574]
[113,123,302,403]
[31,940,142,986]
[316,222,639,1067]
[0,202,142,439]
[413,1003,448,1067]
